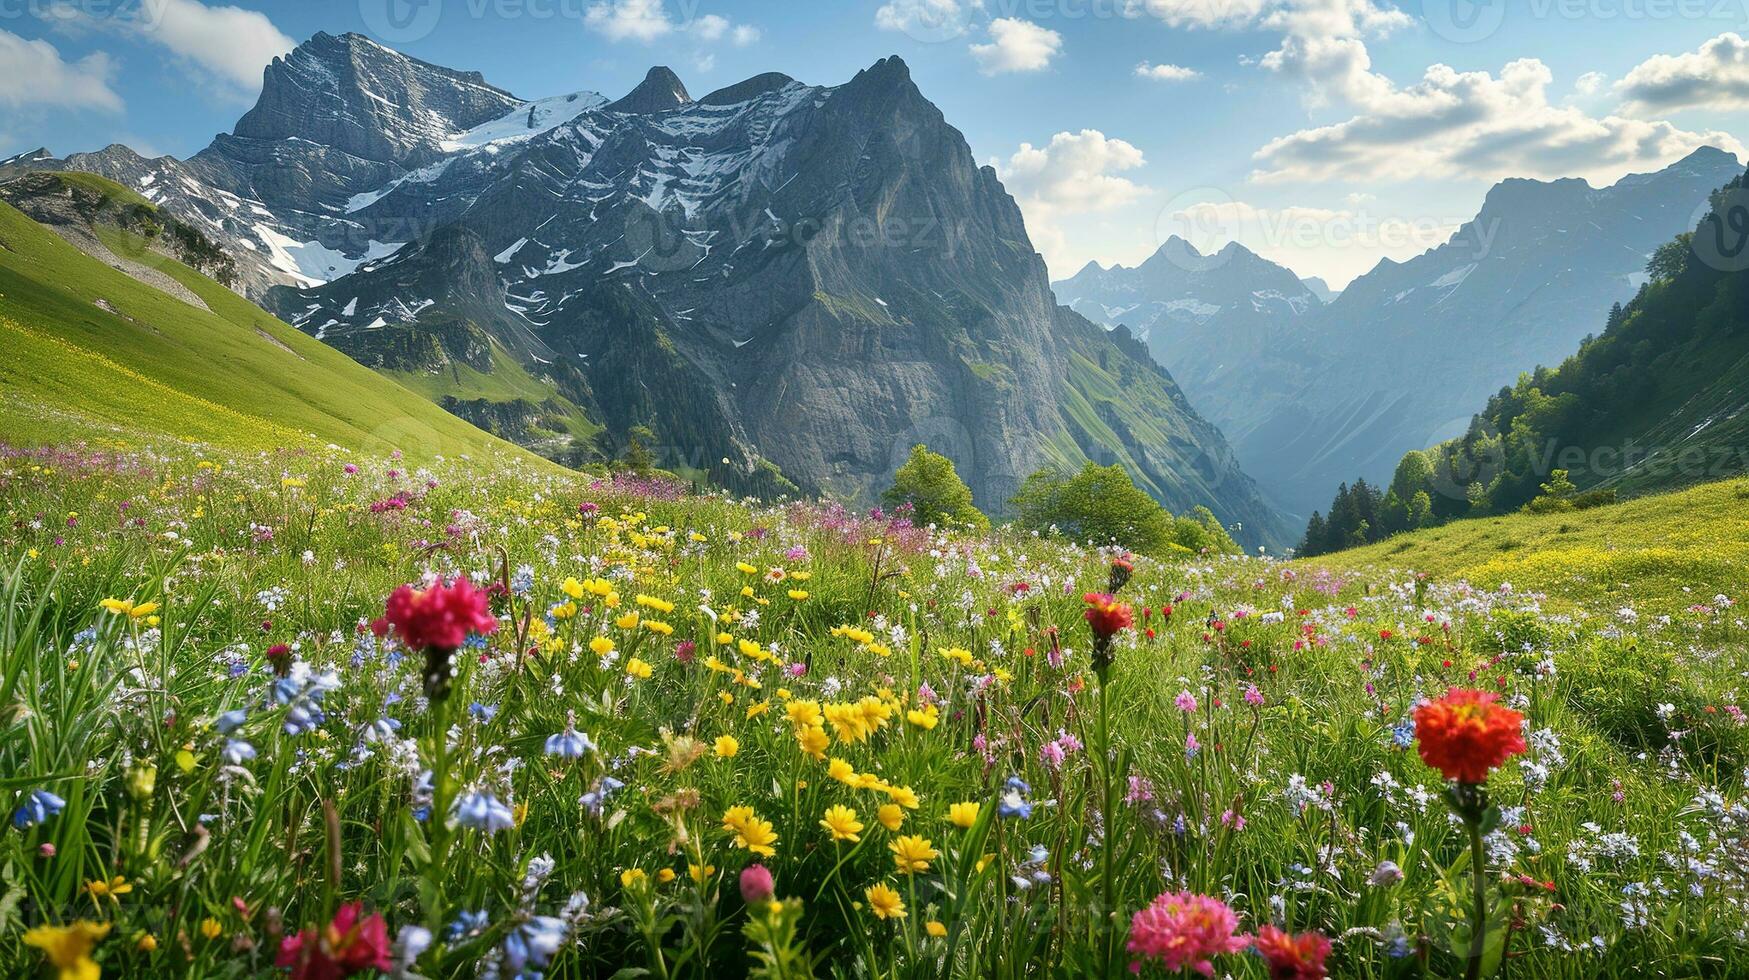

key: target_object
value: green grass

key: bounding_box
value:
[0,198,557,467]
[2,440,1745,978]
[1297,475,1749,614]
[47,171,160,210]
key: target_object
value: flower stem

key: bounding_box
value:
[1097,676,1116,972]
[1465,811,1487,980]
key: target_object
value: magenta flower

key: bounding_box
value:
[739,864,775,903]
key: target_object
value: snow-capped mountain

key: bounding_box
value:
[3,32,1291,546]
[1054,238,1324,465]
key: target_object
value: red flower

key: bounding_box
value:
[1082,593,1133,639]
[276,902,393,980]
[1252,924,1332,979]
[1413,687,1527,784]
[1108,553,1135,592]
[373,578,498,652]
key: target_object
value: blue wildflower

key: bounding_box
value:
[1391,718,1416,748]
[545,712,594,758]
[502,915,568,973]
[222,739,257,764]
[272,663,340,736]
[997,775,1032,820]
[580,776,625,816]
[216,709,248,733]
[12,789,65,829]
[448,908,490,941]
[454,790,516,832]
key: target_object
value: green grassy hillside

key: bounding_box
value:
[0,176,554,466]
[1298,475,1749,614]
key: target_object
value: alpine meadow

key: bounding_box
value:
[7,3,1749,979]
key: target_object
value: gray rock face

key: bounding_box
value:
[1056,146,1745,519]
[3,36,1291,547]
[234,31,520,166]
[606,66,691,114]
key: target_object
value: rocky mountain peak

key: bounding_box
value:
[607,66,691,113]
[232,31,520,166]
[0,147,54,168]
[699,72,796,107]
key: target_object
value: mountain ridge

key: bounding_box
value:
[1055,146,1745,518]
[2,34,1292,547]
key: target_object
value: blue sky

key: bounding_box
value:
[5,0,1749,286]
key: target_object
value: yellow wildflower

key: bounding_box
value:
[85,876,133,906]
[890,835,939,875]
[820,805,864,842]
[24,921,109,980]
[865,883,905,920]
[722,805,779,857]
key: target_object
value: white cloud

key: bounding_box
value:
[43,0,289,98]
[1616,32,1749,114]
[133,0,291,93]
[689,13,730,42]
[584,0,760,48]
[969,18,1062,75]
[1573,71,1607,97]
[1134,2,1742,187]
[1127,0,1271,29]
[874,0,976,41]
[1135,61,1200,81]
[585,0,674,42]
[996,129,1148,272]
[1251,58,1743,185]
[0,29,122,111]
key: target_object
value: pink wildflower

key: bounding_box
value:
[1126,891,1247,975]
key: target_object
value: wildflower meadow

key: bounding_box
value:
[4,441,1747,978]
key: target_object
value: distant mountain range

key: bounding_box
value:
[1,32,1291,547]
[1303,159,1749,554]
[1055,146,1745,518]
